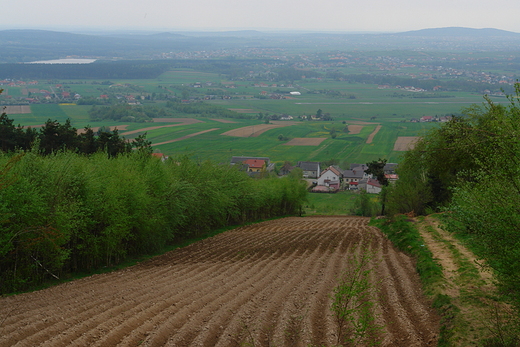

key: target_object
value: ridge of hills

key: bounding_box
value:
[396,26,520,37]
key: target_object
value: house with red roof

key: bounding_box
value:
[151,153,168,162]
[243,159,266,173]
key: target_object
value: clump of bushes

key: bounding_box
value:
[0,150,307,293]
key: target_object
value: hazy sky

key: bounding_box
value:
[4,0,520,33]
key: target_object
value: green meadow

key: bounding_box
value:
[3,69,503,166]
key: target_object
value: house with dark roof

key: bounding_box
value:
[297,161,320,179]
[342,168,364,189]
[343,164,372,185]
[278,162,295,176]
[384,163,398,174]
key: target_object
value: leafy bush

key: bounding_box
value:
[0,150,307,293]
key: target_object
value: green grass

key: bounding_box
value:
[304,190,360,215]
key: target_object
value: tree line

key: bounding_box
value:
[325,71,516,94]
[383,83,520,316]
[165,100,251,119]
[88,104,166,123]
[0,114,144,157]
[0,149,307,293]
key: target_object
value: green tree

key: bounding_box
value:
[0,112,17,152]
[386,83,520,315]
[364,158,388,187]
[365,159,388,215]
[133,133,153,154]
[78,126,97,155]
[39,119,78,155]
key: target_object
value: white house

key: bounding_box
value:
[317,166,342,190]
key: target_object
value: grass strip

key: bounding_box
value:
[370,215,455,346]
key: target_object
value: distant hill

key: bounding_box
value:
[396,27,520,37]
[178,30,267,37]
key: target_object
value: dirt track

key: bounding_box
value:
[0,216,439,347]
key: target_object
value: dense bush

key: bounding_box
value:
[385,83,520,311]
[0,151,307,293]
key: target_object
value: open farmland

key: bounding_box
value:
[2,70,492,165]
[0,216,439,347]
[0,100,435,164]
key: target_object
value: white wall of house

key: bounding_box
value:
[317,169,339,186]
[366,184,382,194]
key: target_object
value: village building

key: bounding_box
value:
[230,156,275,176]
[296,161,321,179]
[358,178,382,194]
[315,166,342,191]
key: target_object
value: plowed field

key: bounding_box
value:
[0,216,439,347]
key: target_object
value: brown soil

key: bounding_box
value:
[393,137,420,151]
[284,138,327,146]
[221,121,299,138]
[347,125,363,134]
[0,216,439,347]
[2,105,31,114]
[366,125,382,144]
[151,128,220,146]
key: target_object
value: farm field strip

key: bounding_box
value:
[151,128,220,146]
[393,136,420,151]
[0,216,439,347]
[2,105,31,114]
[121,119,205,136]
[220,121,299,138]
[284,137,327,146]
[347,124,363,134]
[366,125,382,144]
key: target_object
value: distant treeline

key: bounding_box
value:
[0,61,173,79]
[0,58,278,80]
[0,114,147,157]
[165,101,250,119]
[86,102,249,123]
[89,104,164,123]
[0,150,307,293]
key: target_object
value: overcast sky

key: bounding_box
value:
[3,0,520,33]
